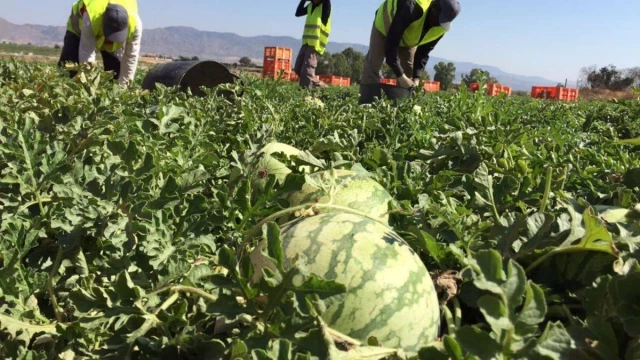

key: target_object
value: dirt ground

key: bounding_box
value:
[579,89,638,101]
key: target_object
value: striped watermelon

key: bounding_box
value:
[250,212,440,354]
[286,169,393,223]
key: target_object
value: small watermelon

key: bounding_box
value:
[250,212,440,354]
[286,169,393,223]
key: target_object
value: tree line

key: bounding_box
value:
[300,47,497,91]
[578,65,640,91]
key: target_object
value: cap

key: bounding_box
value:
[103,4,129,42]
[438,0,461,31]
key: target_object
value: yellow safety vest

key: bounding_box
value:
[374,0,446,48]
[66,0,138,53]
[302,4,331,55]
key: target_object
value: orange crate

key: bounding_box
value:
[423,81,440,92]
[381,78,397,85]
[319,75,351,87]
[531,86,559,100]
[264,47,292,62]
[470,83,511,96]
[487,84,511,96]
[263,59,291,78]
[531,86,578,101]
[558,87,579,101]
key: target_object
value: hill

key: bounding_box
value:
[0,17,570,90]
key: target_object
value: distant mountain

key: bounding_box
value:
[0,17,570,90]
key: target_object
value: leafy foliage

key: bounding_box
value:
[433,61,457,90]
[0,59,639,359]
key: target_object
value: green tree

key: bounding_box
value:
[433,61,456,90]
[341,47,365,84]
[239,56,253,67]
[331,53,351,78]
[316,52,334,76]
[582,65,635,91]
[461,68,498,87]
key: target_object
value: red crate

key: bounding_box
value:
[262,58,291,79]
[558,87,579,101]
[318,75,351,87]
[423,81,440,92]
[531,86,578,101]
[264,47,292,62]
[381,78,397,85]
[531,86,558,99]
[470,83,511,97]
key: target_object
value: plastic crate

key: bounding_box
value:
[558,87,579,101]
[531,86,559,100]
[423,81,440,92]
[262,59,291,78]
[470,83,511,97]
[319,75,351,87]
[531,86,578,101]
[487,84,511,96]
[264,47,292,62]
[381,78,397,85]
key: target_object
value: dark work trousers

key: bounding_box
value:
[58,30,121,79]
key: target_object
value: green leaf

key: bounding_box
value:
[443,334,465,360]
[456,326,501,359]
[533,322,575,360]
[265,222,284,272]
[230,339,249,359]
[616,138,640,146]
[478,295,511,332]
[585,316,619,359]
[516,282,546,329]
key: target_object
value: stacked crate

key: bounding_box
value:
[381,78,397,85]
[531,86,579,101]
[470,83,512,97]
[262,47,293,79]
[318,75,351,87]
[423,81,440,93]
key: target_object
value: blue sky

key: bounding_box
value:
[2,0,638,81]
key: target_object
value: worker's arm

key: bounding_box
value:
[118,14,142,86]
[412,36,442,79]
[385,0,423,78]
[78,12,97,63]
[295,0,308,17]
[321,0,332,26]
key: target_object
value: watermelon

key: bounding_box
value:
[286,169,393,223]
[250,212,440,354]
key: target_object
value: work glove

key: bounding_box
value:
[397,74,415,89]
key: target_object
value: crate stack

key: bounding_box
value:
[262,47,293,79]
[423,81,440,93]
[381,78,397,85]
[470,83,512,97]
[531,86,579,101]
[319,75,351,87]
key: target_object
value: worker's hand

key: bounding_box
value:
[397,74,415,89]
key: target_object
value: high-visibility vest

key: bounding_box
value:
[374,0,446,48]
[302,4,331,55]
[66,0,138,53]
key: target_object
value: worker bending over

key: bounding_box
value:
[294,0,332,89]
[361,0,460,89]
[58,0,142,86]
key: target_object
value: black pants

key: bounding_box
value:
[58,30,121,79]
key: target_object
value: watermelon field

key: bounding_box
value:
[1,59,640,360]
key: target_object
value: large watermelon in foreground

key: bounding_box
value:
[250,212,440,354]
[286,169,394,223]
